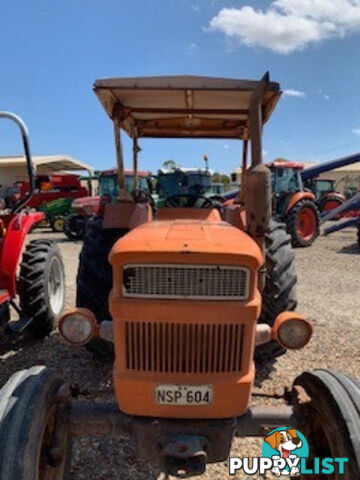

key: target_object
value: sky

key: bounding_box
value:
[1,0,360,174]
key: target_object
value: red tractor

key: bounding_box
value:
[64,168,152,240]
[270,161,320,247]
[308,178,345,212]
[0,112,66,341]
[5,173,88,209]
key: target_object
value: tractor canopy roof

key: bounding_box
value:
[93,74,281,139]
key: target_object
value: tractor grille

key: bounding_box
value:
[122,264,249,300]
[124,321,244,374]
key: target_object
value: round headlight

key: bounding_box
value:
[58,308,97,345]
[273,312,312,350]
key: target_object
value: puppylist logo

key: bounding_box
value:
[229,427,349,477]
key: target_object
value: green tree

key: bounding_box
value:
[162,159,177,170]
[211,172,230,185]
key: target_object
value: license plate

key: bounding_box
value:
[155,384,213,406]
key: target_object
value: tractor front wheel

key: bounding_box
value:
[319,194,344,214]
[0,366,71,480]
[50,215,66,233]
[76,216,127,361]
[255,220,297,362]
[19,240,65,337]
[64,214,87,240]
[294,370,360,479]
[286,199,320,247]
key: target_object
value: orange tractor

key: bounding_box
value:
[0,75,358,479]
[270,161,320,247]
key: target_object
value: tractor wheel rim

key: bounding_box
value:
[54,218,64,231]
[296,207,317,241]
[323,200,341,212]
[48,256,64,315]
[37,405,66,480]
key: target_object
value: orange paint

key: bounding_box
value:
[286,192,315,214]
[109,208,263,419]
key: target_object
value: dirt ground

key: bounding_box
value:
[0,226,359,479]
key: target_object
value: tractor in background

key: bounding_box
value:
[154,167,212,207]
[270,161,320,247]
[5,172,88,210]
[0,112,65,341]
[6,173,89,232]
[306,178,345,212]
[321,191,360,248]
[39,174,96,232]
[64,169,152,239]
[301,152,360,214]
[271,152,360,247]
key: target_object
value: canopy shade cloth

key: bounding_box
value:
[93,74,281,139]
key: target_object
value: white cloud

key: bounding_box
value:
[208,0,360,54]
[191,5,200,12]
[352,128,360,136]
[283,89,307,98]
[187,42,199,55]
[263,149,268,158]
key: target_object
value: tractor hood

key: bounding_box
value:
[72,196,101,215]
[110,209,263,270]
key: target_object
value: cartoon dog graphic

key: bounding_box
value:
[265,429,303,476]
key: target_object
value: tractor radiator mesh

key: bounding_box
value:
[123,264,249,300]
[124,321,244,374]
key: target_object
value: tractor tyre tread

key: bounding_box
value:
[0,366,71,480]
[255,220,297,362]
[318,194,344,213]
[286,199,320,248]
[76,216,127,361]
[294,369,360,479]
[18,239,65,337]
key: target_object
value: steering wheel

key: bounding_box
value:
[164,194,214,209]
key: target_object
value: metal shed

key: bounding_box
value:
[0,155,94,196]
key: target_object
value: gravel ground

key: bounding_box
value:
[0,226,359,479]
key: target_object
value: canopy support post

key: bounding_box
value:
[234,139,248,205]
[113,118,130,201]
[133,136,140,192]
[249,73,268,167]
[246,72,272,250]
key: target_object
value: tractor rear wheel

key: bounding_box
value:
[50,216,66,233]
[255,220,297,362]
[294,369,360,479]
[0,366,71,480]
[76,216,127,360]
[286,199,320,247]
[19,240,65,337]
[319,194,344,214]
